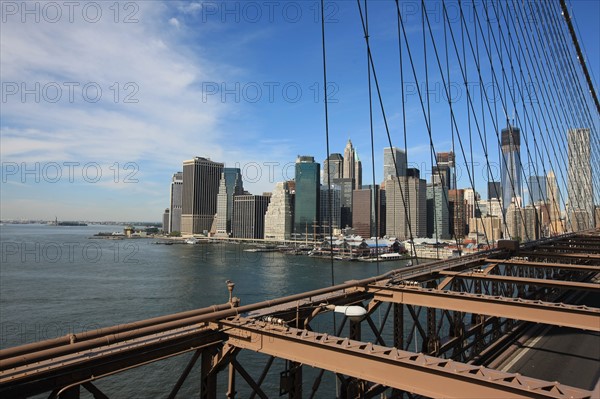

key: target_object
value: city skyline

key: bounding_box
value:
[1,1,599,221]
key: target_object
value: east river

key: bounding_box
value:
[0,224,414,397]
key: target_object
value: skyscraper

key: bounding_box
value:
[567,128,594,231]
[181,157,224,235]
[528,175,547,205]
[264,182,294,240]
[546,170,563,234]
[323,153,343,182]
[343,140,355,181]
[343,139,362,188]
[449,189,466,239]
[501,124,522,211]
[487,181,502,200]
[385,169,427,239]
[162,208,170,234]
[352,185,384,238]
[213,168,244,237]
[232,195,270,239]
[332,177,354,228]
[506,203,539,242]
[426,183,450,240]
[320,184,342,234]
[294,156,320,238]
[383,147,407,179]
[169,172,183,234]
[354,152,362,189]
[463,188,479,220]
[435,151,455,189]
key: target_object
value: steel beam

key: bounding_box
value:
[0,325,225,398]
[364,285,600,331]
[484,259,600,272]
[222,317,593,399]
[437,271,600,292]
[519,252,600,262]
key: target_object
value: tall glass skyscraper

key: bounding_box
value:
[501,124,522,211]
[383,147,407,179]
[320,184,341,234]
[294,156,320,238]
[528,175,547,205]
[567,128,594,230]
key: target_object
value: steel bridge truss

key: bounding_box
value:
[1,233,599,398]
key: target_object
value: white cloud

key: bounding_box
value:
[0,1,253,220]
[168,17,180,29]
[0,1,230,167]
[179,2,203,15]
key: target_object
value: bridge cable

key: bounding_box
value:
[318,0,337,337]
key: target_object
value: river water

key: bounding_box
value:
[1,224,411,398]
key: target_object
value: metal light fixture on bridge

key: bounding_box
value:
[326,305,367,322]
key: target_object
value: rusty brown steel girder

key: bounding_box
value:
[0,324,225,399]
[221,317,594,399]
[519,251,600,262]
[436,271,600,292]
[484,259,600,272]
[0,302,236,361]
[362,285,600,331]
[533,245,600,254]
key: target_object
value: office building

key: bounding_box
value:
[264,182,294,240]
[435,151,455,189]
[567,128,594,231]
[488,181,502,200]
[383,147,407,179]
[294,156,320,238]
[323,153,344,182]
[343,139,363,188]
[426,183,450,240]
[169,172,183,234]
[506,203,538,242]
[352,185,385,238]
[181,157,224,235]
[385,169,427,239]
[213,168,244,237]
[501,124,522,212]
[333,177,355,228]
[355,153,363,189]
[546,170,560,221]
[528,175,547,205]
[162,209,170,233]
[449,189,466,239]
[468,216,502,242]
[232,195,270,239]
[464,188,479,220]
[320,184,342,235]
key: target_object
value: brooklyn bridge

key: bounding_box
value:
[1,0,599,397]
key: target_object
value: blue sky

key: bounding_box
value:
[1,0,598,221]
